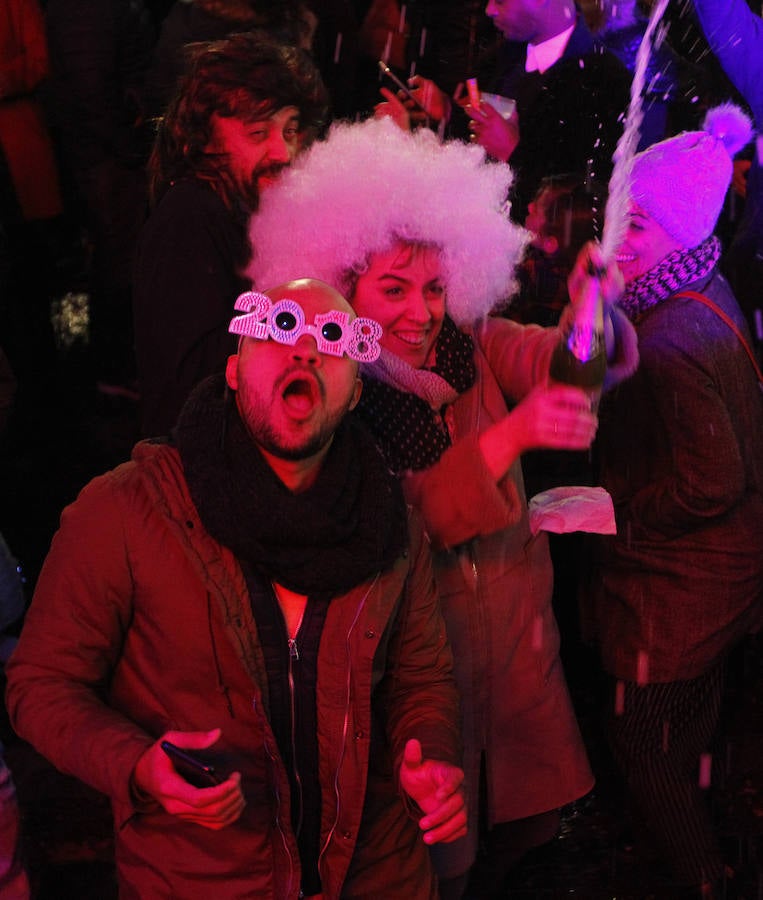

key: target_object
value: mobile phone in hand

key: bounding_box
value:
[377,60,427,112]
[466,77,481,108]
[160,740,222,788]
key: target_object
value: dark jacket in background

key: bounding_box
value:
[44,0,155,176]
[490,13,631,222]
[132,179,250,436]
[692,0,763,360]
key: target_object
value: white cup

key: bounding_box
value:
[480,92,516,120]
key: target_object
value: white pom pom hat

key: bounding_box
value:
[630,103,753,248]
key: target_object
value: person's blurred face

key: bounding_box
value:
[525,185,558,245]
[350,243,446,369]
[616,203,684,284]
[226,281,362,466]
[205,106,300,210]
[485,0,539,42]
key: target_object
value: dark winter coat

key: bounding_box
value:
[693,0,763,254]
[591,271,763,683]
[5,440,460,899]
[490,13,631,221]
[132,179,250,436]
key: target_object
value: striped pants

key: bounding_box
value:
[606,663,725,887]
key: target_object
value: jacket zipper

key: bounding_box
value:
[467,543,489,749]
[253,695,296,896]
[287,605,306,838]
[318,575,380,876]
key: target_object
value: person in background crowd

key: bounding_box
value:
[247,116,639,899]
[691,0,763,364]
[5,278,466,899]
[507,173,606,329]
[0,0,62,227]
[142,0,317,122]
[132,31,328,437]
[44,0,156,399]
[0,0,64,403]
[378,0,631,223]
[589,104,763,899]
[0,356,28,900]
[585,0,684,149]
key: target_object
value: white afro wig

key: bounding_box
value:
[247,116,529,325]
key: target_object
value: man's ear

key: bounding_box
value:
[348,376,363,411]
[225,354,239,391]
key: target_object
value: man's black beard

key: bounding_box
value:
[237,180,260,215]
[240,398,347,463]
[253,425,335,462]
[240,163,289,213]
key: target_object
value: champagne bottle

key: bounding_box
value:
[548,288,606,410]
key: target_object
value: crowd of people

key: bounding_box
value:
[1,1,762,899]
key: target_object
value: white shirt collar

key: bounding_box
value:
[525,23,575,74]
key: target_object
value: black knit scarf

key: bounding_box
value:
[173,375,408,595]
[619,236,721,322]
[354,316,476,473]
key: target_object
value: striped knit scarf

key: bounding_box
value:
[618,236,721,322]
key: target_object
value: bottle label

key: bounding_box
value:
[566,322,605,364]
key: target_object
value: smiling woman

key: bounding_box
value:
[350,243,446,369]
[615,204,682,283]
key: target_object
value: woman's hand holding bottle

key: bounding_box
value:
[479,383,597,482]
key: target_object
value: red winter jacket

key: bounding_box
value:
[6,441,460,899]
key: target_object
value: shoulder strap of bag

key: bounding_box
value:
[675,289,763,385]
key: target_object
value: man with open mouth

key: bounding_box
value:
[6,277,467,899]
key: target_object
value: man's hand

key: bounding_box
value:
[466,101,519,162]
[407,75,452,123]
[399,738,467,845]
[374,86,412,131]
[132,728,245,830]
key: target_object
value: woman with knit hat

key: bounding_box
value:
[247,115,639,898]
[590,105,763,897]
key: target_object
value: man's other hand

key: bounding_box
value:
[399,738,467,845]
[132,728,245,830]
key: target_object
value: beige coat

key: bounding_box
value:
[402,315,601,878]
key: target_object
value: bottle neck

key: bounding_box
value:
[564,291,604,363]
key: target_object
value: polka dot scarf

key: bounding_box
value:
[353,316,476,473]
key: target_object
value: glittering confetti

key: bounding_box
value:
[601,0,671,263]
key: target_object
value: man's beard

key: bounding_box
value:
[239,162,289,212]
[236,380,349,462]
[249,416,340,461]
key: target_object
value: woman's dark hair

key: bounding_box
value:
[148,30,329,206]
